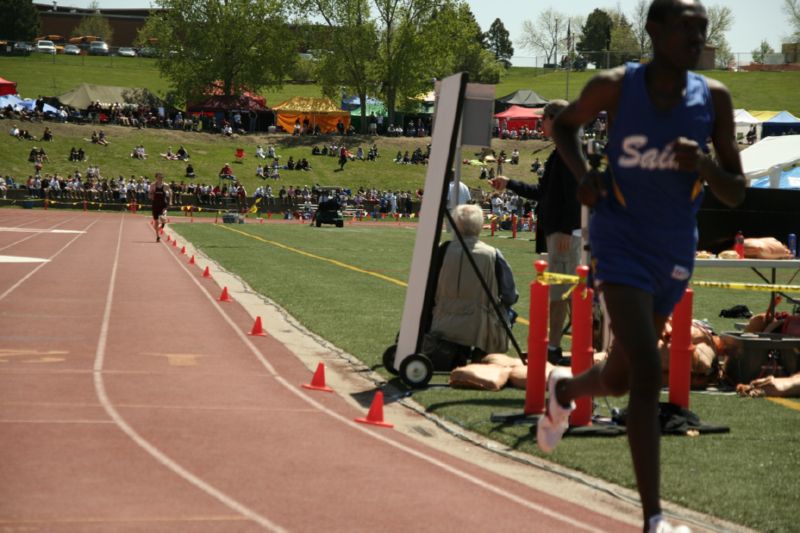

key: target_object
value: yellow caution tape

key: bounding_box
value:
[691,280,800,293]
[539,272,580,284]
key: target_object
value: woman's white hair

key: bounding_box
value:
[451,204,484,237]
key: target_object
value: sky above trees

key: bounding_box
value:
[60,0,794,65]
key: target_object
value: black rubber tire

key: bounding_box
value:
[399,353,433,388]
[315,219,321,228]
[382,345,398,375]
[336,220,343,228]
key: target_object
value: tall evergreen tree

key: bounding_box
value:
[576,9,611,68]
[484,18,514,68]
[0,0,40,42]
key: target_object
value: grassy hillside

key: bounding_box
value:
[0,121,542,197]
[3,56,800,115]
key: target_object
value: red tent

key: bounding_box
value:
[495,105,543,132]
[0,77,17,96]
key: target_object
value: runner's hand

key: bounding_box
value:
[577,169,605,207]
[489,176,508,192]
[673,137,706,172]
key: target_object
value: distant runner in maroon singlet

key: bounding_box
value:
[148,172,171,242]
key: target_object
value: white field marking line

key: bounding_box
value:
[92,217,287,533]
[0,216,82,253]
[169,249,606,533]
[0,219,97,304]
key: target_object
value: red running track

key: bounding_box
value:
[0,210,642,532]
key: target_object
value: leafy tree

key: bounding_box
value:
[576,8,612,67]
[520,8,570,67]
[705,5,733,48]
[714,38,734,69]
[484,18,514,68]
[786,0,800,41]
[0,0,40,42]
[630,0,651,58]
[72,1,114,43]
[309,0,380,133]
[139,0,298,105]
[705,5,734,70]
[608,10,639,67]
[423,3,502,84]
[371,0,445,124]
[752,40,775,64]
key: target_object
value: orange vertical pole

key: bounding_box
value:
[511,214,518,239]
[490,217,496,237]
[570,265,594,426]
[669,289,693,409]
[524,260,549,415]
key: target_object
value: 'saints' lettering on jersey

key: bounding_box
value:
[618,135,679,170]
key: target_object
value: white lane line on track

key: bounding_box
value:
[0,419,114,424]
[0,255,49,263]
[0,219,97,304]
[0,227,85,234]
[0,216,83,253]
[168,247,607,532]
[92,217,287,533]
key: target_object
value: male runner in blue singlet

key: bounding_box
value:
[540,1,745,532]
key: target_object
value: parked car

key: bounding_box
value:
[88,41,109,56]
[36,40,56,54]
[13,42,33,55]
[63,44,81,55]
[138,46,158,58]
[117,47,137,57]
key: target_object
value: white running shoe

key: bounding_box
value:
[647,515,692,533]
[536,367,575,453]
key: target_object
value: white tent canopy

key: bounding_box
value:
[741,134,800,186]
[733,108,761,142]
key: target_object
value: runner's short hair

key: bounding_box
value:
[647,0,704,24]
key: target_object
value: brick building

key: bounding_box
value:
[34,2,153,46]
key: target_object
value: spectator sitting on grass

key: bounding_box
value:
[176,145,189,160]
[185,163,195,178]
[219,163,235,181]
[255,145,266,159]
[131,145,147,160]
[42,127,53,142]
[161,146,180,160]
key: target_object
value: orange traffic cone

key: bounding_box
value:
[180,246,186,254]
[218,286,233,302]
[160,228,164,235]
[355,391,393,428]
[301,362,333,392]
[248,316,267,336]
[202,266,211,278]
[188,254,195,265]
[172,239,177,248]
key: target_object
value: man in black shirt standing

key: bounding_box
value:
[490,99,580,365]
